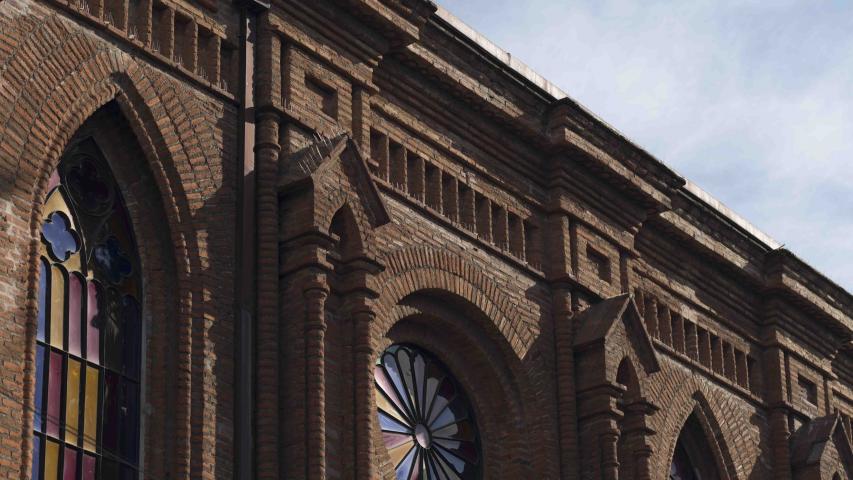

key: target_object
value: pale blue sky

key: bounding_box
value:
[438,0,853,292]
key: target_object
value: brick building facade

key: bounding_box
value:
[0,0,850,478]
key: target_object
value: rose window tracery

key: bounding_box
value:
[375,344,481,480]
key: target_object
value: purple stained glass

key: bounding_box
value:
[63,447,78,480]
[375,345,481,480]
[34,345,45,432]
[31,435,42,480]
[47,170,61,193]
[47,351,62,438]
[68,274,83,357]
[86,282,100,365]
[82,454,96,480]
[42,212,79,262]
[37,259,48,343]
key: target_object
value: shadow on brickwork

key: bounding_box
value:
[38,97,238,479]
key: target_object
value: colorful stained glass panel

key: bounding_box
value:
[32,436,42,480]
[38,260,48,342]
[82,454,95,480]
[375,345,481,480]
[49,266,65,349]
[83,366,98,452]
[67,274,83,357]
[63,447,78,480]
[85,282,100,365]
[47,352,62,438]
[35,344,46,432]
[45,439,59,480]
[34,148,142,480]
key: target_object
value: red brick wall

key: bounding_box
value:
[0,0,238,477]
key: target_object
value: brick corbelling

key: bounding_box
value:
[0,5,233,477]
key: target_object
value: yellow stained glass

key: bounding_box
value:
[65,359,81,445]
[49,265,65,349]
[377,390,408,424]
[83,366,99,452]
[388,441,414,468]
[45,438,59,480]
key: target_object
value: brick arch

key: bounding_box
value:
[655,384,743,480]
[372,247,554,478]
[0,11,223,478]
[375,247,531,354]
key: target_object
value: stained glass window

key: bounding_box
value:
[32,139,142,479]
[375,344,481,480]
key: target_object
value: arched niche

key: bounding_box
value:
[375,289,543,479]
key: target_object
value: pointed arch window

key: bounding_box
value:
[669,414,720,480]
[32,139,142,479]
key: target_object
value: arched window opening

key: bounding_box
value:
[669,413,720,480]
[374,344,481,479]
[32,139,142,479]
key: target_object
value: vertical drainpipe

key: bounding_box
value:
[234,0,269,478]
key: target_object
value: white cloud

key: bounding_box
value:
[439,0,853,291]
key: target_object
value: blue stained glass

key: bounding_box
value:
[41,212,79,262]
[434,446,467,474]
[384,355,414,417]
[37,260,48,342]
[34,344,45,432]
[92,237,132,285]
[379,412,412,434]
[31,435,41,480]
[396,447,417,480]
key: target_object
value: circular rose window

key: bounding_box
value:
[375,344,481,479]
